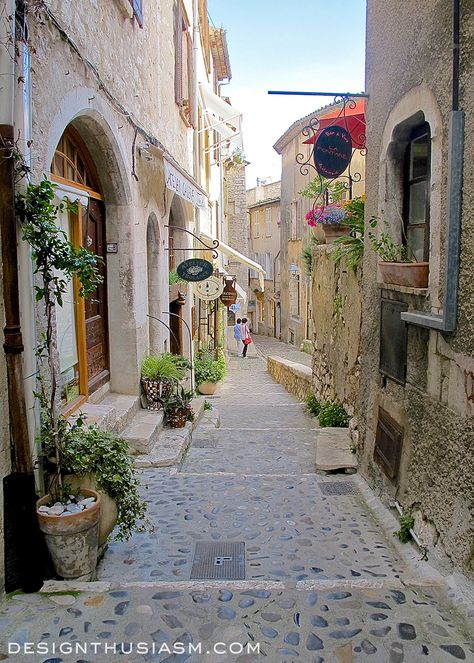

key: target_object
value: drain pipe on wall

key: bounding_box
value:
[402,0,463,333]
[391,501,428,559]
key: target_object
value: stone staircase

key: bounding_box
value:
[77,391,206,467]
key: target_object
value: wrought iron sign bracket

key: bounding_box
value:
[164,225,219,259]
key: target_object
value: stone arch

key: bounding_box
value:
[146,213,166,355]
[379,84,444,302]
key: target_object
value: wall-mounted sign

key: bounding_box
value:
[220,278,238,307]
[194,276,224,301]
[229,303,241,313]
[106,243,118,254]
[176,258,214,282]
[314,125,352,179]
[164,158,208,210]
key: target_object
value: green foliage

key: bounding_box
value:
[59,424,148,541]
[395,509,414,543]
[333,293,343,319]
[299,177,348,204]
[301,234,321,276]
[368,229,411,263]
[318,401,350,428]
[204,400,213,411]
[16,179,103,306]
[161,352,192,372]
[306,394,321,416]
[161,385,195,422]
[332,196,366,271]
[141,354,186,381]
[194,350,226,385]
[169,270,185,285]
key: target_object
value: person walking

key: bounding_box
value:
[240,317,252,358]
[233,317,243,355]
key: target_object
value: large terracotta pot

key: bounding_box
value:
[322,223,349,243]
[197,381,218,395]
[379,261,429,288]
[37,488,101,580]
[65,474,118,548]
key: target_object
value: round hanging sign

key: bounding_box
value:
[176,258,214,282]
[193,276,224,301]
[313,125,352,179]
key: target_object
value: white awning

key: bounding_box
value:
[199,84,243,151]
[163,157,208,210]
[201,232,265,291]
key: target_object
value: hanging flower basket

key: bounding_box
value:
[305,205,349,244]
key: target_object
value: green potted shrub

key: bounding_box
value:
[194,350,226,395]
[368,220,429,288]
[17,179,104,580]
[141,354,187,410]
[161,385,195,428]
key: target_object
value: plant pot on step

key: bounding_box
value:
[166,410,188,428]
[65,474,118,550]
[37,488,101,580]
[322,223,349,243]
[197,381,218,395]
[379,261,429,288]
[141,377,173,410]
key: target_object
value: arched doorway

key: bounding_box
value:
[50,126,109,407]
[147,214,164,355]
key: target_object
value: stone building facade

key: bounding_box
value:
[247,181,281,336]
[0,0,244,591]
[360,0,474,576]
[274,106,365,350]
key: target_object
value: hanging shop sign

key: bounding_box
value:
[194,276,224,301]
[313,125,352,179]
[220,278,238,307]
[176,258,214,282]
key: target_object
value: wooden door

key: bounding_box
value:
[83,200,109,393]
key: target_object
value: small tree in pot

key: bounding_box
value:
[194,350,226,395]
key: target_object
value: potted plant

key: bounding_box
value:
[16,178,105,580]
[368,227,429,288]
[305,205,349,242]
[194,350,226,395]
[141,354,187,410]
[161,385,195,428]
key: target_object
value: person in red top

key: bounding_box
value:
[240,317,252,358]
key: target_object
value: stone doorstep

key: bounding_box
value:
[100,392,140,432]
[122,410,164,455]
[70,393,139,435]
[315,427,358,472]
[132,397,208,468]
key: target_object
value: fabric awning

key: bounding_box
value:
[303,99,366,149]
[199,84,243,151]
[201,232,265,291]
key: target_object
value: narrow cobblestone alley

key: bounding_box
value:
[1,350,473,662]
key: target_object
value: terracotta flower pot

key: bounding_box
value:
[37,488,101,580]
[322,224,349,243]
[65,474,118,548]
[379,261,429,288]
[197,381,218,395]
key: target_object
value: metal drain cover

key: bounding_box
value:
[190,542,245,580]
[318,481,357,496]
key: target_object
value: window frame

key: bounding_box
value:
[403,122,431,262]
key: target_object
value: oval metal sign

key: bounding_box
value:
[314,125,352,179]
[176,258,214,282]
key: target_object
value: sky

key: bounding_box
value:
[207,0,366,188]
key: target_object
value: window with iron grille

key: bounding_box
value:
[129,0,143,26]
[403,123,431,261]
[379,299,408,384]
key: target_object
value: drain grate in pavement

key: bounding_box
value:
[318,481,357,496]
[190,542,245,580]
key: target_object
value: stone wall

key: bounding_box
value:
[224,161,249,313]
[360,0,474,576]
[267,356,312,401]
[311,247,362,416]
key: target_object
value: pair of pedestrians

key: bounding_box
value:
[233,317,252,357]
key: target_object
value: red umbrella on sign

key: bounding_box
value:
[303,99,366,150]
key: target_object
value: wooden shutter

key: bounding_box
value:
[129,0,143,26]
[174,2,183,106]
[186,30,195,127]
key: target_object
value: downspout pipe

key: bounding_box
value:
[192,0,200,239]
[401,0,463,333]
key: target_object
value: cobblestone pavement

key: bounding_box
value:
[0,353,473,662]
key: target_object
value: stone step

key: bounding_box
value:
[73,402,118,431]
[315,427,358,472]
[99,393,139,433]
[122,410,164,455]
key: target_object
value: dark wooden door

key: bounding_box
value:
[83,200,109,393]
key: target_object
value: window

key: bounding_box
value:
[290,201,297,240]
[253,215,260,238]
[403,123,430,261]
[129,0,143,26]
[174,2,194,126]
[265,208,272,236]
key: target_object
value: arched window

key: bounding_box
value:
[51,127,101,194]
